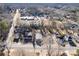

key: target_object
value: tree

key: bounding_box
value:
[0,20,10,42]
[0,20,8,31]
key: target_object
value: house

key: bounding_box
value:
[20,16,34,20]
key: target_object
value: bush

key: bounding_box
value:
[76,49,79,56]
[0,20,9,31]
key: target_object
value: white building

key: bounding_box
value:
[20,16,35,20]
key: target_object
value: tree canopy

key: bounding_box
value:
[0,20,10,42]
